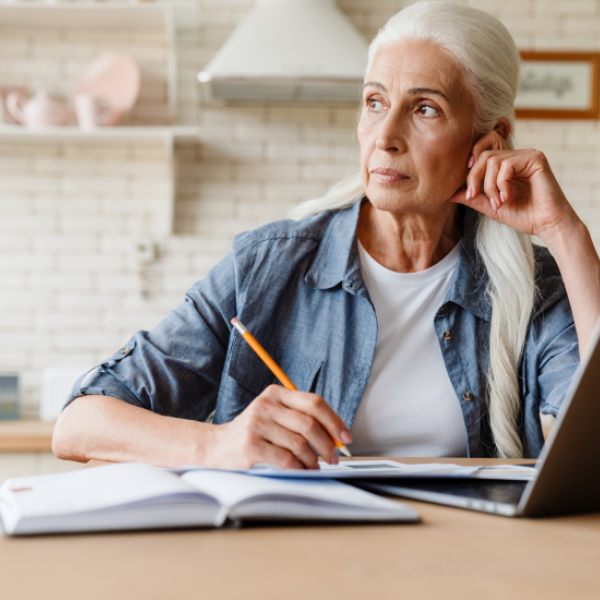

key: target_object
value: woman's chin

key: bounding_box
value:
[366,189,449,216]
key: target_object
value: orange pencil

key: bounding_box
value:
[231,317,352,459]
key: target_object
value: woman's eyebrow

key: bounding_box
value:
[362,82,450,102]
[363,81,386,91]
[407,87,449,102]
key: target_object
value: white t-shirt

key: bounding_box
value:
[350,241,468,457]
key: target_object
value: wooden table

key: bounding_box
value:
[0,419,54,452]
[1,457,599,600]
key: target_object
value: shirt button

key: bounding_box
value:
[439,304,447,313]
[120,347,130,355]
[443,330,452,340]
[464,392,473,401]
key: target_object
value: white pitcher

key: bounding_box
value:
[7,89,71,129]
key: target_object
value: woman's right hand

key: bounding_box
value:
[205,385,353,470]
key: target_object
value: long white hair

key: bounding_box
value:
[290,0,535,458]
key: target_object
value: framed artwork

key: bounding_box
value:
[515,52,600,119]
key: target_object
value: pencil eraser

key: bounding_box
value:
[231,317,239,326]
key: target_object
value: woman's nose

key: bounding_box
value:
[375,115,406,153]
[376,136,399,152]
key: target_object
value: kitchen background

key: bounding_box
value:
[0,0,599,467]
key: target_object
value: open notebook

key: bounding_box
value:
[0,463,419,536]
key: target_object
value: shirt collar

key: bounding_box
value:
[305,200,491,321]
[305,199,363,295]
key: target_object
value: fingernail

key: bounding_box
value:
[491,198,498,212]
[468,156,474,168]
[465,187,472,200]
[330,453,339,465]
[340,430,353,444]
[500,191,506,204]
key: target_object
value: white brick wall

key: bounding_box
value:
[0,0,600,415]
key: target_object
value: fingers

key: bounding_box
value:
[260,418,322,469]
[447,186,495,219]
[466,150,515,211]
[454,147,544,217]
[272,386,352,449]
[466,150,491,204]
[465,131,511,208]
[497,161,515,205]
[242,385,352,469]
[483,156,502,211]
[237,410,311,469]
[259,443,306,470]
[466,140,545,211]
[482,154,517,208]
[247,393,326,468]
[268,402,339,465]
[241,431,306,470]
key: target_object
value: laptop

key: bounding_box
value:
[351,318,600,518]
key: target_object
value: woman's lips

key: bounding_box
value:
[370,168,411,183]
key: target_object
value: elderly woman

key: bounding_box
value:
[53,1,599,468]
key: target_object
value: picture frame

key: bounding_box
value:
[515,52,600,120]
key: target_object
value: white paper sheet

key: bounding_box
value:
[240,460,538,481]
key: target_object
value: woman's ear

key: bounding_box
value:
[494,118,511,141]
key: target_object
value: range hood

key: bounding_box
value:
[198,0,368,104]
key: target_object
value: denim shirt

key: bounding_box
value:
[67,201,580,458]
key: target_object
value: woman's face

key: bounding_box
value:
[358,40,476,216]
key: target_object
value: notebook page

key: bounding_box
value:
[181,470,416,514]
[0,463,201,519]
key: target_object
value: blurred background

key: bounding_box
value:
[0,0,598,476]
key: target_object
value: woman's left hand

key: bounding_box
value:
[448,132,580,245]
[451,132,600,358]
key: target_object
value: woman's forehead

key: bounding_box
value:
[365,40,464,99]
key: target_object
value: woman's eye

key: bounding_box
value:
[366,98,383,111]
[418,104,439,117]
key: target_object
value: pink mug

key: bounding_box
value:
[74,94,113,130]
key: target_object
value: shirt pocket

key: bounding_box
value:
[227,333,323,399]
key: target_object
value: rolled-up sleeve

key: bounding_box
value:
[64,252,239,421]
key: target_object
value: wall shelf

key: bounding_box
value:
[0,124,200,144]
[0,0,197,120]
[0,1,199,238]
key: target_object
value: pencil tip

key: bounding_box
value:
[339,445,353,459]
